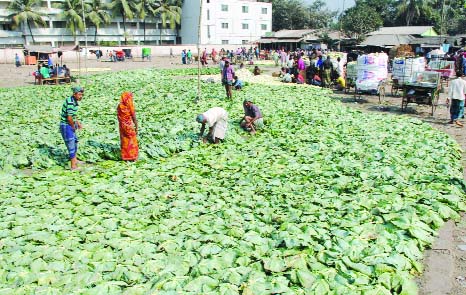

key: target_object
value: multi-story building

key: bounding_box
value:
[170,0,272,45]
[0,0,177,47]
[0,0,272,47]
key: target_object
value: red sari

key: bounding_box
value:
[117,92,138,161]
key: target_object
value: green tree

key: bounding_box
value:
[55,0,88,44]
[308,0,337,29]
[356,0,398,26]
[139,0,154,44]
[287,0,310,30]
[110,0,140,44]
[151,0,182,45]
[271,1,291,31]
[272,0,336,31]
[87,0,111,45]
[396,0,434,26]
[430,0,466,35]
[7,0,46,44]
[340,3,383,42]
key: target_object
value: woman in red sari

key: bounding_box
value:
[117,92,139,161]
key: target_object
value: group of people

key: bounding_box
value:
[196,100,263,144]
[34,60,71,82]
[276,48,346,89]
[60,87,138,170]
[107,50,127,62]
[452,50,466,76]
[60,86,262,170]
[180,46,263,66]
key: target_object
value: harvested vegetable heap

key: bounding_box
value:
[0,68,464,294]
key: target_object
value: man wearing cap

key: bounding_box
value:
[60,86,84,170]
[196,107,228,144]
[240,100,263,135]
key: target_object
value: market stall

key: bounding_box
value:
[23,45,54,65]
[401,71,441,115]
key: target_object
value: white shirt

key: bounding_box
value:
[337,60,344,76]
[203,107,228,127]
[219,60,225,71]
[448,77,466,101]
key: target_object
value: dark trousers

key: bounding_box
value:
[450,99,462,121]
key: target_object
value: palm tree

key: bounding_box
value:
[86,0,111,45]
[139,0,157,44]
[396,0,432,26]
[152,0,182,45]
[109,0,140,45]
[7,0,46,44]
[55,0,88,44]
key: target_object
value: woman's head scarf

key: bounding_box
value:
[120,91,133,106]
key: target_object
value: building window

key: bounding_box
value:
[207,9,210,20]
[222,40,229,45]
[221,23,228,29]
[221,4,228,11]
[242,23,249,30]
[261,7,267,14]
[261,24,267,30]
[242,6,248,13]
[242,40,248,45]
[207,26,211,39]
[53,21,67,28]
[207,0,210,3]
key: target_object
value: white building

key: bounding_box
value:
[0,0,177,47]
[180,0,272,45]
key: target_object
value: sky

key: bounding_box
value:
[303,0,356,13]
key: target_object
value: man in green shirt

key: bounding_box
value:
[187,50,192,64]
[60,86,84,170]
[39,64,50,79]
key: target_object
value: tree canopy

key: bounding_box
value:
[272,0,466,38]
[271,0,335,31]
[340,3,383,41]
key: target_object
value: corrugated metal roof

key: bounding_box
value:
[409,36,454,45]
[24,45,54,53]
[360,34,415,47]
[369,26,435,36]
[257,38,276,44]
[274,29,315,39]
[275,38,304,43]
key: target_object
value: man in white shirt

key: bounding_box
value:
[447,72,466,126]
[196,107,228,144]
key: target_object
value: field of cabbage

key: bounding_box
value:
[0,67,465,294]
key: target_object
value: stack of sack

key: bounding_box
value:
[356,53,388,91]
[392,57,426,84]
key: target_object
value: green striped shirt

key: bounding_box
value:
[60,96,79,124]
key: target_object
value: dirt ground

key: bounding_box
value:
[3,57,466,294]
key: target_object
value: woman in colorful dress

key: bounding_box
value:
[117,91,139,161]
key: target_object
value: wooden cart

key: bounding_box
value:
[391,78,403,96]
[355,79,387,103]
[401,71,441,116]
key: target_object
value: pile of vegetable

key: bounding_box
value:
[0,68,464,294]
